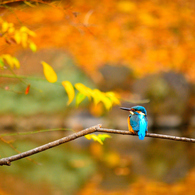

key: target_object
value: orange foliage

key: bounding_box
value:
[0,0,195,82]
[79,168,195,195]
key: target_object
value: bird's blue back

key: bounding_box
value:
[129,112,148,140]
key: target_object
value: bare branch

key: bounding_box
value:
[0,124,101,166]
[0,124,194,166]
[96,127,195,143]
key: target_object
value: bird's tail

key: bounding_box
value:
[138,130,145,140]
[138,116,147,140]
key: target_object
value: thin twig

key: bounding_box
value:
[97,128,195,143]
[0,124,194,166]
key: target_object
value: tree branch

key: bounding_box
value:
[0,124,194,166]
[97,127,195,142]
[0,124,101,166]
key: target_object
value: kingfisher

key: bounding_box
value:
[120,106,148,140]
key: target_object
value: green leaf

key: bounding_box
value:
[76,92,86,106]
[98,134,111,141]
[84,134,111,145]
[0,58,5,69]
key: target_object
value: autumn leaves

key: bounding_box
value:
[42,61,120,109]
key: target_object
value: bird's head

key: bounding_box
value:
[120,105,147,116]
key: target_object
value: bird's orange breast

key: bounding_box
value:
[128,117,135,133]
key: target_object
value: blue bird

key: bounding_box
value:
[120,106,148,140]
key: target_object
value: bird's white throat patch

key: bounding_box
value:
[129,111,134,115]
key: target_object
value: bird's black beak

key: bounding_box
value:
[120,107,131,111]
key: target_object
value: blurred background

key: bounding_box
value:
[0,0,195,194]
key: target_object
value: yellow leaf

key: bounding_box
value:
[85,134,103,145]
[42,61,57,83]
[106,92,121,105]
[2,55,20,69]
[27,30,36,37]
[2,22,9,32]
[94,89,112,110]
[92,89,113,110]
[20,26,36,37]
[29,42,37,52]
[91,134,103,145]
[74,84,115,110]
[84,134,92,140]
[21,32,28,48]
[8,27,15,34]
[2,54,14,69]
[62,81,75,105]
[27,29,36,37]
[101,95,112,110]
[12,57,20,69]
[91,89,102,105]
[14,31,21,44]
[75,83,92,99]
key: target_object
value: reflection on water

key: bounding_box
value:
[95,128,195,190]
[0,127,194,194]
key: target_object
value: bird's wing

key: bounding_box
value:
[130,115,140,131]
